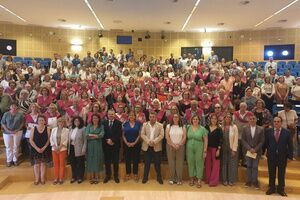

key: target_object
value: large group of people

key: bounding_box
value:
[0,48,298,196]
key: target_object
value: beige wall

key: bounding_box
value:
[1,23,300,61]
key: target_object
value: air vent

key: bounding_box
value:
[278,19,288,23]
[240,1,250,5]
[58,19,66,22]
[217,22,225,26]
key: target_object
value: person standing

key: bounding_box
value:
[69,116,86,184]
[85,114,104,184]
[221,113,239,186]
[205,114,222,187]
[50,117,69,185]
[122,111,142,182]
[1,101,24,167]
[141,111,164,184]
[103,109,123,183]
[186,115,208,188]
[265,116,293,197]
[165,113,186,185]
[29,115,51,185]
[242,114,264,189]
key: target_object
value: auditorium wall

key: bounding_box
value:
[1,23,300,61]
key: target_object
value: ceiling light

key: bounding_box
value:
[239,1,250,5]
[217,22,225,26]
[84,0,104,29]
[0,4,27,22]
[278,19,288,23]
[164,21,171,25]
[181,0,201,31]
[58,19,67,22]
[255,0,298,27]
[282,50,289,56]
[267,51,274,57]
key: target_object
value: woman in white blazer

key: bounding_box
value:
[50,117,69,185]
[221,113,239,186]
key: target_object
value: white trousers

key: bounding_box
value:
[3,132,22,162]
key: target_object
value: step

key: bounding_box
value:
[259,177,300,194]
[258,166,300,180]
[0,176,9,190]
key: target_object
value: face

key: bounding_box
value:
[192,116,199,125]
[173,114,179,124]
[149,114,156,124]
[74,118,80,127]
[256,101,263,108]
[249,116,257,126]
[246,89,252,96]
[38,117,46,126]
[210,115,218,125]
[273,117,282,129]
[57,119,65,127]
[92,115,99,125]
[214,105,221,112]
[10,104,18,112]
[128,112,135,121]
[107,111,115,120]
[240,104,247,112]
[225,115,231,124]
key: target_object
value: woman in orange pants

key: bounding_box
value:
[50,117,69,184]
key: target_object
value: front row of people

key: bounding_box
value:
[1,103,294,196]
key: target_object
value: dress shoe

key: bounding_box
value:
[142,178,148,184]
[278,191,288,197]
[114,177,120,183]
[157,178,163,184]
[6,162,12,167]
[70,179,76,184]
[266,189,275,195]
[244,182,251,188]
[13,161,19,166]
[103,177,110,183]
[77,179,83,184]
[253,182,260,190]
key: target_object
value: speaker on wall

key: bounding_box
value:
[0,39,17,56]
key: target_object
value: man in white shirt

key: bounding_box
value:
[284,70,296,88]
[63,53,73,64]
[242,114,265,189]
[117,50,126,63]
[141,111,164,184]
[264,57,277,72]
[190,55,198,67]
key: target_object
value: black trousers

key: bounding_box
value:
[143,147,162,180]
[69,145,85,180]
[103,144,120,178]
[268,156,287,192]
[124,143,141,175]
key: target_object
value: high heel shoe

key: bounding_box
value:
[196,179,202,188]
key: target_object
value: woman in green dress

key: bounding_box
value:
[186,115,208,188]
[85,114,104,184]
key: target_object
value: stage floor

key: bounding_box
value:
[0,180,299,200]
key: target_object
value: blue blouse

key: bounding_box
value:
[123,121,142,143]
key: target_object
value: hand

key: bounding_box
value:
[107,139,114,145]
[149,141,154,147]
[37,148,43,153]
[216,149,220,157]
[203,152,207,158]
[250,148,256,153]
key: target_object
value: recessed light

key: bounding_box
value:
[164,21,171,25]
[278,19,288,23]
[240,1,250,5]
[217,22,225,26]
[58,19,66,22]
[113,20,122,24]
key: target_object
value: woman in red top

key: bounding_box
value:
[37,87,53,113]
[57,91,73,115]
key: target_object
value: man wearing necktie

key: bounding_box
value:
[103,109,122,183]
[265,116,293,197]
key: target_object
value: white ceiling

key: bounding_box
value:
[0,0,300,32]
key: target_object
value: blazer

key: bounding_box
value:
[242,125,265,156]
[50,127,69,152]
[68,127,86,157]
[103,119,122,148]
[140,121,164,152]
[227,125,239,152]
[265,128,293,161]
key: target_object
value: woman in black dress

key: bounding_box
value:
[29,115,51,185]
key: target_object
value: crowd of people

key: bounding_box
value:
[0,48,298,196]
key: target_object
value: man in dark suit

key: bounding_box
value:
[265,116,293,197]
[242,114,264,189]
[103,109,122,183]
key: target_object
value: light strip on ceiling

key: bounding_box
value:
[255,0,299,27]
[84,0,105,29]
[181,0,201,31]
[0,4,27,22]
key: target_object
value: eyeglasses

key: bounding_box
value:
[215,107,221,109]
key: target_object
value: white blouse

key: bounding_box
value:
[167,124,184,145]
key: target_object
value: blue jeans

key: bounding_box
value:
[245,156,259,184]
